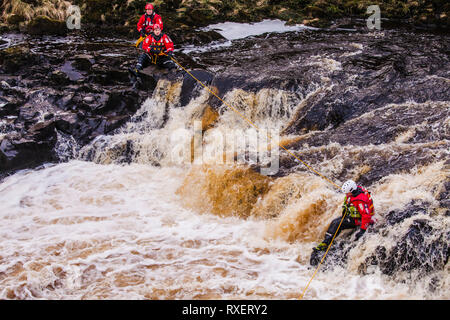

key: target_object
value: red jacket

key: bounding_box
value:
[345,186,374,230]
[137,13,163,34]
[142,33,174,55]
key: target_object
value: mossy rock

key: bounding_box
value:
[0,45,32,73]
[186,8,218,26]
[305,5,327,18]
[7,14,26,25]
[27,16,67,35]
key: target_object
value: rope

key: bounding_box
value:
[131,42,340,192]
[135,36,144,47]
[298,213,346,299]
[168,56,340,190]
[122,45,346,298]
[166,55,347,299]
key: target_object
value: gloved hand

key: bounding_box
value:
[166,51,174,57]
[354,229,366,241]
[145,26,153,34]
[341,204,348,216]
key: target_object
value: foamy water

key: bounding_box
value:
[202,19,316,41]
[0,161,442,299]
[1,35,448,299]
[182,19,317,53]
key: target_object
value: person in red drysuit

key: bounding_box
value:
[130,23,176,78]
[137,3,163,38]
[313,180,375,252]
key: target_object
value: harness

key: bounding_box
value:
[143,13,156,28]
[147,34,166,64]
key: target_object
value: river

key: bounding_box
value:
[0,21,449,299]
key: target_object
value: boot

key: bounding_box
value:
[313,241,329,252]
[313,232,333,252]
[128,66,140,78]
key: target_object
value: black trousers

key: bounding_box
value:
[136,53,176,71]
[323,216,357,245]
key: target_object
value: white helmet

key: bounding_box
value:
[341,180,357,193]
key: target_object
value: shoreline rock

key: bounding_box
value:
[0,1,448,36]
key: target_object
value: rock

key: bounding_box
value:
[171,29,225,46]
[0,45,33,74]
[93,69,131,86]
[370,219,449,276]
[6,14,26,25]
[0,121,58,177]
[179,69,214,108]
[60,60,85,81]
[49,70,71,85]
[72,54,95,72]
[0,85,25,117]
[27,16,67,36]
[384,201,430,226]
[83,96,95,103]
[101,90,140,115]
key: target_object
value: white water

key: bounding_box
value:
[0,160,439,300]
[182,19,316,53]
[1,37,448,299]
[202,19,316,41]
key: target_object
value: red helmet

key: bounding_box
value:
[145,3,154,10]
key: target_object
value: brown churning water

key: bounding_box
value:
[1,30,449,299]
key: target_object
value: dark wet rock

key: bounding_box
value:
[0,121,58,177]
[179,69,214,108]
[6,14,26,26]
[91,69,131,86]
[384,201,431,226]
[276,138,447,186]
[0,84,26,117]
[437,180,450,212]
[363,219,449,276]
[284,101,449,148]
[0,45,35,74]
[72,54,95,72]
[171,29,225,47]
[60,60,86,81]
[27,16,67,36]
[101,90,140,115]
[49,70,71,86]
[310,237,356,269]
[0,35,153,177]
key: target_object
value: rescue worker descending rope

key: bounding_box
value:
[312,180,375,258]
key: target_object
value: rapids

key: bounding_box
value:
[0,21,449,299]
[0,161,443,299]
